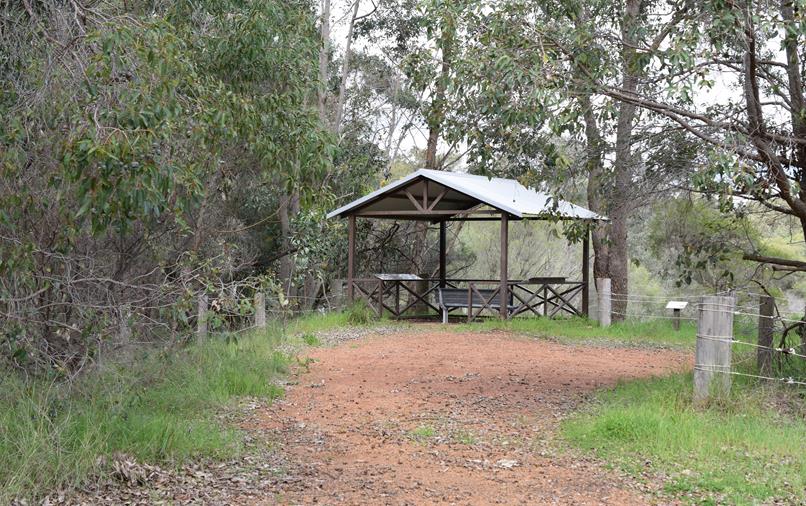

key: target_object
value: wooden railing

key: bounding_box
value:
[350,277,585,320]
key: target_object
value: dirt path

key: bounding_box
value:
[252,329,689,505]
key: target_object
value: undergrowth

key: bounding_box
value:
[0,328,289,502]
[458,316,697,347]
[563,353,806,504]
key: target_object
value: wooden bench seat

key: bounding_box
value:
[437,287,514,323]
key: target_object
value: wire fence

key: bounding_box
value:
[583,285,806,394]
[687,294,806,397]
[196,281,806,391]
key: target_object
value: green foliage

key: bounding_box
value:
[0,0,337,368]
[0,330,288,502]
[301,333,321,347]
[346,299,375,326]
[648,198,757,289]
[62,20,207,235]
[407,424,436,443]
[563,369,806,504]
[460,316,697,348]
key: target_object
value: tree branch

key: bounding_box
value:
[743,253,806,270]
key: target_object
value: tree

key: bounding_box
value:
[418,0,692,319]
[0,0,332,369]
[554,0,806,270]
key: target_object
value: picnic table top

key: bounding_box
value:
[374,273,423,281]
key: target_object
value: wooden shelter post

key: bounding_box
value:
[582,223,590,317]
[439,221,447,288]
[347,215,355,302]
[500,213,509,319]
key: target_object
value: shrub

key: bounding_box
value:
[346,299,374,325]
[0,330,288,502]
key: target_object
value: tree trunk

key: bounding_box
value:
[579,92,610,282]
[424,19,453,170]
[278,192,300,298]
[781,0,806,213]
[334,0,360,136]
[610,0,642,322]
[318,0,331,126]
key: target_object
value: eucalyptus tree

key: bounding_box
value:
[0,0,332,368]
[427,0,693,318]
[556,0,806,272]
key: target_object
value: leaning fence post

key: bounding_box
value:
[757,295,774,374]
[694,295,734,404]
[596,278,611,327]
[197,293,208,341]
[329,279,344,311]
[118,304,132,344]
[254,291,266,329]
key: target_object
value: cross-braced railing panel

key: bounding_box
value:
[349,277,585,319]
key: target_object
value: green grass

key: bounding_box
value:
[451,429,477,445]
[457,316,697,347]
[286,310,352,335]
[562,363,806,504]
[407,424,436,442]
[0,328,289,502]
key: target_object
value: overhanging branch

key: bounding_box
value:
[743,253,806,271]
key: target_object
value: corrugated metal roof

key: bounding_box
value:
[327,169,606,220]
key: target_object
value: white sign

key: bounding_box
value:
[666,301,688,310]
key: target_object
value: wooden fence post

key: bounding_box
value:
[254,292,266,329]
[118,304,132,343]
[197,293,208,341]
[672,308,681,330]
[757,295,774,374]
[377,278,384,318]
[596,278,611,327]
[329,279,344,310]
[694,295,734,404]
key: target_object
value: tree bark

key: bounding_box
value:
[579,92,610,282]
[609,0,642,322]
[425,18,453,169]
[334,0,360,136]
[781,0,806,236]
[318,0,331,126]
[278,192,300,298]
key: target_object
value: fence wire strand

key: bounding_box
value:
[694,365,806,387]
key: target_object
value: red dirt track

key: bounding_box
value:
[256,329,689,505]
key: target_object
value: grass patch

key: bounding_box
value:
[0,329,289,502]
[457,316,697,347]
[286,311,352,335]
[300,333,321,347]
[451,429,477,445]
[562,362,806,504]
[407,424,436,443]
[345,299,375,325]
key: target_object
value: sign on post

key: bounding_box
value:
[666,300,688,330]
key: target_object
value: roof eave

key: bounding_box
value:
[327,169,525,219]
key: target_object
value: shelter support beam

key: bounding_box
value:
[500,213,509,319]
[582,224,590,317]
[348,215,355,302]
[439,221,447,288]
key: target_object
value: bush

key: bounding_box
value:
[0,330,288,502]
[301,333,321,346]
[346,299,375,325]
[563,369,806,504]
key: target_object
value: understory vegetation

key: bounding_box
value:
[460,316,806,503]
[563,368,806,504]
[0,323,303,502]
[461,316,698,347]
